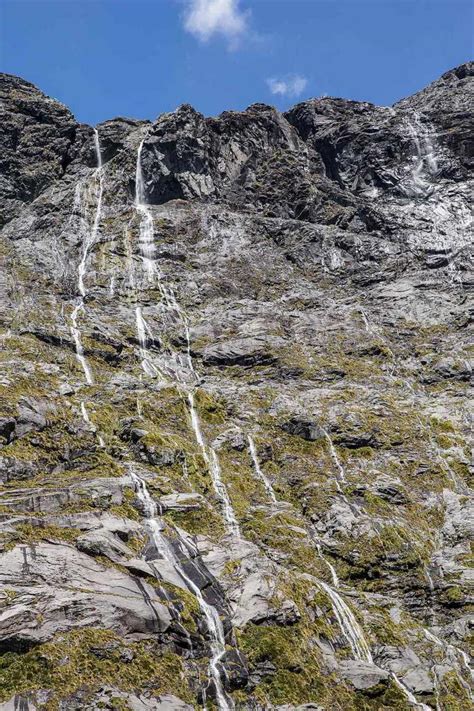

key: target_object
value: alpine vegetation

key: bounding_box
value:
[0,63,472,710]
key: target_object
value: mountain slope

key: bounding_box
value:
[0,64,472,711]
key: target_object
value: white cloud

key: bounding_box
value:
[183,0,249,47]
[267,75,308,99]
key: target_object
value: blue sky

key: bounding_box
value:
[1,1,472,125]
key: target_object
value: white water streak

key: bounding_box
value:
[135,140,156,281]
[70,129,104,385]
[132,139,239,537]
[79,401,105,447]
[316,543,340,588]
[391,672,432,711]
[424,629,473,687]
[188,392,240,538]
[318,580,372,663]
[135,306,160,378]
[247,434,277,504]
[129,469,232,710]
[323,429,346,487]
[404,111,438,198]
[71,303,93,385]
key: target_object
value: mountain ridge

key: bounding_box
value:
[0,62,472,711]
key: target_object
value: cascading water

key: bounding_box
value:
[323,429,346,490]
[80,402,105,448]
[135,305,160,378]
[132,139,239,538]
[188,392,240,538]
[317,579,372,663]
[70,305,94,386]
[135,139,156,281]
[246,430,375,665]
[424,629,473,689]
[131,139,162,377]
[69,129,104,441]
[247,432,375,663]
[70,129,104,386]
[404,111,438,198]
[77,129,104,300]
[247,434,277,504]
[128,469,233,710]
[315,543,339,588]
[391,673,432,711]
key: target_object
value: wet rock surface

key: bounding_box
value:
[0,64,472,709]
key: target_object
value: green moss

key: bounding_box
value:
[336,524,430,590]
[223,559,241,577]
[139,387,190,436]
[165,505,225,539]
[0,628,193,708]
[438,671,473,710]
[109,502,141,522]
[447,459,470,482]
[237,623,324,705]
[440,585,466,606]
[193,389,226,424]
[436,433,455,449]
[366,607,409,646]
[5,523,79,550]
[243,509,322,571]
[430,417,456,434]
[237,618,405,709]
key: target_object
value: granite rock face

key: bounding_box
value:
[0,65,472,710]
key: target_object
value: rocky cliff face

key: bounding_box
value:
[0,64,472,711]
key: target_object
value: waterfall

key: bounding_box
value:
[132,139,159,375]
[403,111,438,198]
[135,139,156,281]
[188,392,240,538]
[247,433,374,667]
[69,129,104,446]
[108,235,116,296]
[247,431,377,671]
[424,629,473,688]
[135,305,160,378]
[317,580,372,663]
[70,302,94,385]
[129,469,233,710]
[359,307,371,333]
[247,434,277,504]
[78,129,104,298]
[316,543,339,588]
[391,673,432,711]
[70,128,104,387]
[132,138,239,538]
[323,429,346,488]
[80,401,105,448]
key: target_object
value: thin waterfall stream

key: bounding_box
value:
[187,392,241,538]
[391,673,432,711]
[133,137,240,539]
[129,139,440,710]
[317,579,372,663]
[403,110,438,198]
[322,428,346,489]
[246,432,378,669]
[247,434,277,505]
[129,468,233,710]
[69,129,104,445]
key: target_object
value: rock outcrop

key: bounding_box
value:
[0,64,472,710]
